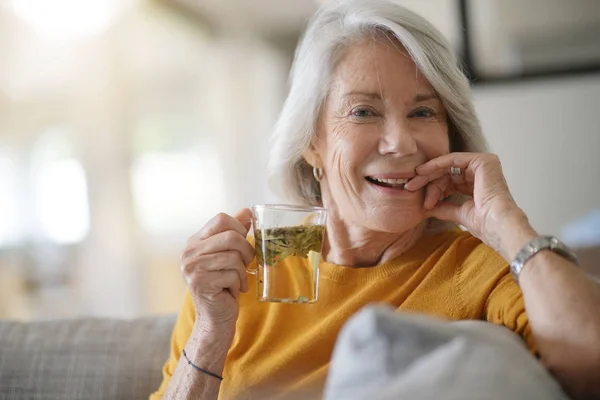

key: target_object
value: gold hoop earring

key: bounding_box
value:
[313,166,323,182]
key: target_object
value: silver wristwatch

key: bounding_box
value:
[510,236,579,282]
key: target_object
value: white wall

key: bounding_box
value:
[473,74,600,235]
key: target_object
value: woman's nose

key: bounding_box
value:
[378,119,418,156]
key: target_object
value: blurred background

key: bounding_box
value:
[0,0,599,320]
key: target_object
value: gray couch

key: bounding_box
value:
[0,315,175,400]
[0,308,570,400]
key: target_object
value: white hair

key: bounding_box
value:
[268,0,488,219]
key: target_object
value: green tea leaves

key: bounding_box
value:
[255,225,325,267]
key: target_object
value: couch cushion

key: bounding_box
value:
[0,315,175,400]
[325,305,569,400]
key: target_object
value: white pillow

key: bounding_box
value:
[324,305,569,400]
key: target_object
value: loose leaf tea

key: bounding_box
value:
[255,225,325,267]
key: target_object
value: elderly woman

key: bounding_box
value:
[151,0,600,399]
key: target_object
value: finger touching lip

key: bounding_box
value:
[404,175,430,191]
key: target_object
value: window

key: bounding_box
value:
[30,127,90,244]
[0,152,22,248]
[131,149,225,237]
[131,112,227,238]
[33,158,90,244]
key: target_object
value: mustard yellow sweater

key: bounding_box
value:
[150,230,533,399]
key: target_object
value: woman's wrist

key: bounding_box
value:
[186,322,235,375]
[194,316,237,337]
[494,210,538,263]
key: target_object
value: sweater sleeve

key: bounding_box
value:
[455,235,537,353]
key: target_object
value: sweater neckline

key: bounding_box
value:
[318,229,463,285]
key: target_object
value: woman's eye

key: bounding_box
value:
[411,108,436,118]
[350,107,376,118]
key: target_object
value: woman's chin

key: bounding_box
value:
[365,209,425,233]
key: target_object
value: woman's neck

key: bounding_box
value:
[322,218,425,267]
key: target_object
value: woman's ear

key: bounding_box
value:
[303,143,319,167]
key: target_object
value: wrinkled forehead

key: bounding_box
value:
[329,34,435,101]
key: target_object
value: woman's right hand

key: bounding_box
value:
[180,208,255,338]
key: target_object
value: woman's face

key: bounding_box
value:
[307,38,450,232]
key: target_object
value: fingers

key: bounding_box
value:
[181,242,252,295]
[193,251,249,293]
[212,270,241,300]
[234,208,253,232]
[182,211,256,330]
[425,201,461,223]
[425,201,464,224]
[188,269,241,300]
[424,175,451,210]
[182,210,257,297]
[186,231,255,266]
[411,153,503,189]
[405,153,488,193]
[197,212,249,240]
[415,152,475,175]
[405,165,469,192]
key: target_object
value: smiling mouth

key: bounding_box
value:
[366,176,408,189]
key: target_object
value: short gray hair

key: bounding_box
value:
[268,0,488,207]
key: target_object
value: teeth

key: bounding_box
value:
[370,177,408,184]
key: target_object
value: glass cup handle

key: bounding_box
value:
[244,219,257,275]
[247,262,257,275]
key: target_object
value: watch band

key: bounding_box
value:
[510,236,579,282]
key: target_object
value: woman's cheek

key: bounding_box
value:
[418,130,450,160]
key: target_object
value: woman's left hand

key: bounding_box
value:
[404,152,531,258]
